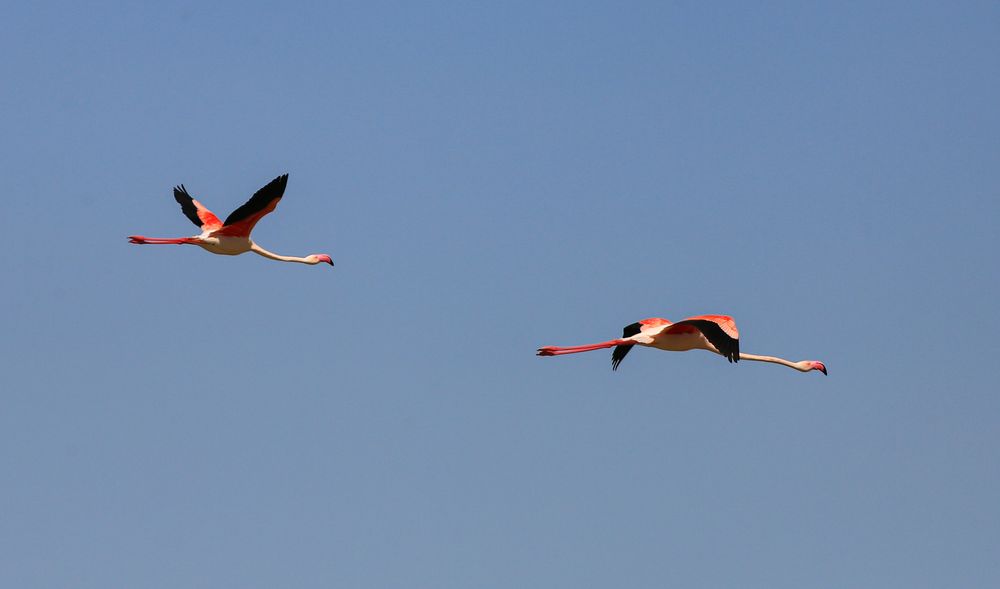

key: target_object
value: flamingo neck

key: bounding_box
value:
[250,243,315,264]
[738,353,809,372]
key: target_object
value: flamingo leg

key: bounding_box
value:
[128,236,198,245]
[536,340,626,356]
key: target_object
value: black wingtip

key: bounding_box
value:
[611,344,633,371]
[264,174,289,193]
[221,174,291,227]
[172,183,204,228]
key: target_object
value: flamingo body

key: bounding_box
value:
[128,174,334,267]
[648,327,715,352]
[189,235,253,256]
[538,314,826,374]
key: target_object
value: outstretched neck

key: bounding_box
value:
[250,243,313,264]
[739,352,808,372]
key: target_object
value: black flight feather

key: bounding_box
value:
[173,185,204,228]
[611,321,642,371]
[223,174,289,227]
[674,319,740,363]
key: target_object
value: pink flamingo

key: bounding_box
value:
[129,174,333,267]
[537,315,826,374]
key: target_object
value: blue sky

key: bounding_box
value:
[2,1,998,586]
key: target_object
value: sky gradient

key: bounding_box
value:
[2,1,999,587]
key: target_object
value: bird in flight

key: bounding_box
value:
[128,174,334,267]
[537,315,826,374]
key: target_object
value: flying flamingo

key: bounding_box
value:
[128,174,334,267]
[537,315,826,374]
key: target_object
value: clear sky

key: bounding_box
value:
[2,1,998,587]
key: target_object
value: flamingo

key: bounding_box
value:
[537,315,827,374]
[128,174,334,266]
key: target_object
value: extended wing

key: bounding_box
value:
[174,185,222,231]
[611,318,672,370]
[665,315,740,363]
[611,321,643,371]
[213,174,288,237]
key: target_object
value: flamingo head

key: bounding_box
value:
[309,254,334,266]
[808,361,827,375]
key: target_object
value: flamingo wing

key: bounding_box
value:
[611,321,643,371]
[214,174,288,237]
[666,315,740,363]
[174,185,222,231]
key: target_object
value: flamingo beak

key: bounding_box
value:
[817,363,827,375]
[318,255,334,266]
